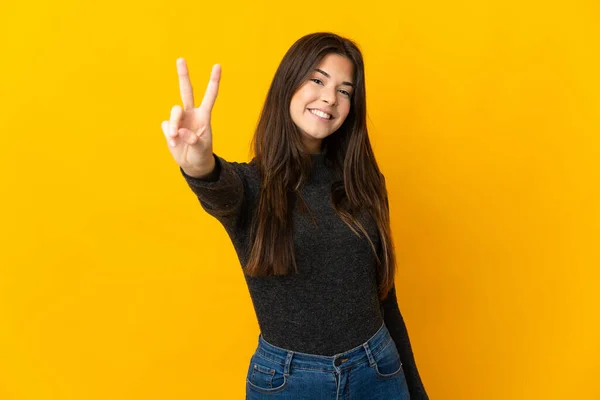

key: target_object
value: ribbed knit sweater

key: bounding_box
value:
[180,152,428,399]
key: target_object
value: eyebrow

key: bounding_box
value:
[314,68,354,88]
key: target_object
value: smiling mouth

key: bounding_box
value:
[308,109,332,120]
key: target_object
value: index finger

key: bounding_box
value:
[199,64,221,113]
[176,58,195,110]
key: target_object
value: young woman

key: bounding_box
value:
[162,32,428,399]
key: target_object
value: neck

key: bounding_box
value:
[308,152,331,182]
[302,138,323,155]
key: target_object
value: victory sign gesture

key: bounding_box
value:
[162,58,221,178]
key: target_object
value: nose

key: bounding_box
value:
[320,86,337,106]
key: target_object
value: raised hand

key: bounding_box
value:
[162,58,221,177]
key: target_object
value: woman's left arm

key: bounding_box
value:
[381,284,429,400]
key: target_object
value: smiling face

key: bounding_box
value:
[289,53,355,154]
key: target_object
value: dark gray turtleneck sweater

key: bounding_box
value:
[180,152,428,399]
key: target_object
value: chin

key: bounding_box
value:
[305,132,333,140]
[302,126,336,138]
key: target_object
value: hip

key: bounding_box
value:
[246,322,410,399]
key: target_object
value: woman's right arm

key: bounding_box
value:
[179,153,247,226]
[160,58,246,227]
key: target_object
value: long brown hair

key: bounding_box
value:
[245,32,396,301]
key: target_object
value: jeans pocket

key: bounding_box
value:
[372,338,404,380]
[246,353,288,394]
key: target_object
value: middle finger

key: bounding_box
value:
[177,58,195,110]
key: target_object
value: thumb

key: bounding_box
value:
[178,128,199,146]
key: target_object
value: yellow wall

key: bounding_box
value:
[1,1,598,399]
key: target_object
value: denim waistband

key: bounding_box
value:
[255,322,393,375]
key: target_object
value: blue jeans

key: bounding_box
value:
[245,322,410,399]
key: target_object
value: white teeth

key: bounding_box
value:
[309,109,331,119]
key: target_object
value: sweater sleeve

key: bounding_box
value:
[381,284,429,400]
[179,153,246,231]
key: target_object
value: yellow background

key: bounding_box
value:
[1,0,598,399]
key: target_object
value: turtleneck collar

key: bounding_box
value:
[308,152,333,183]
